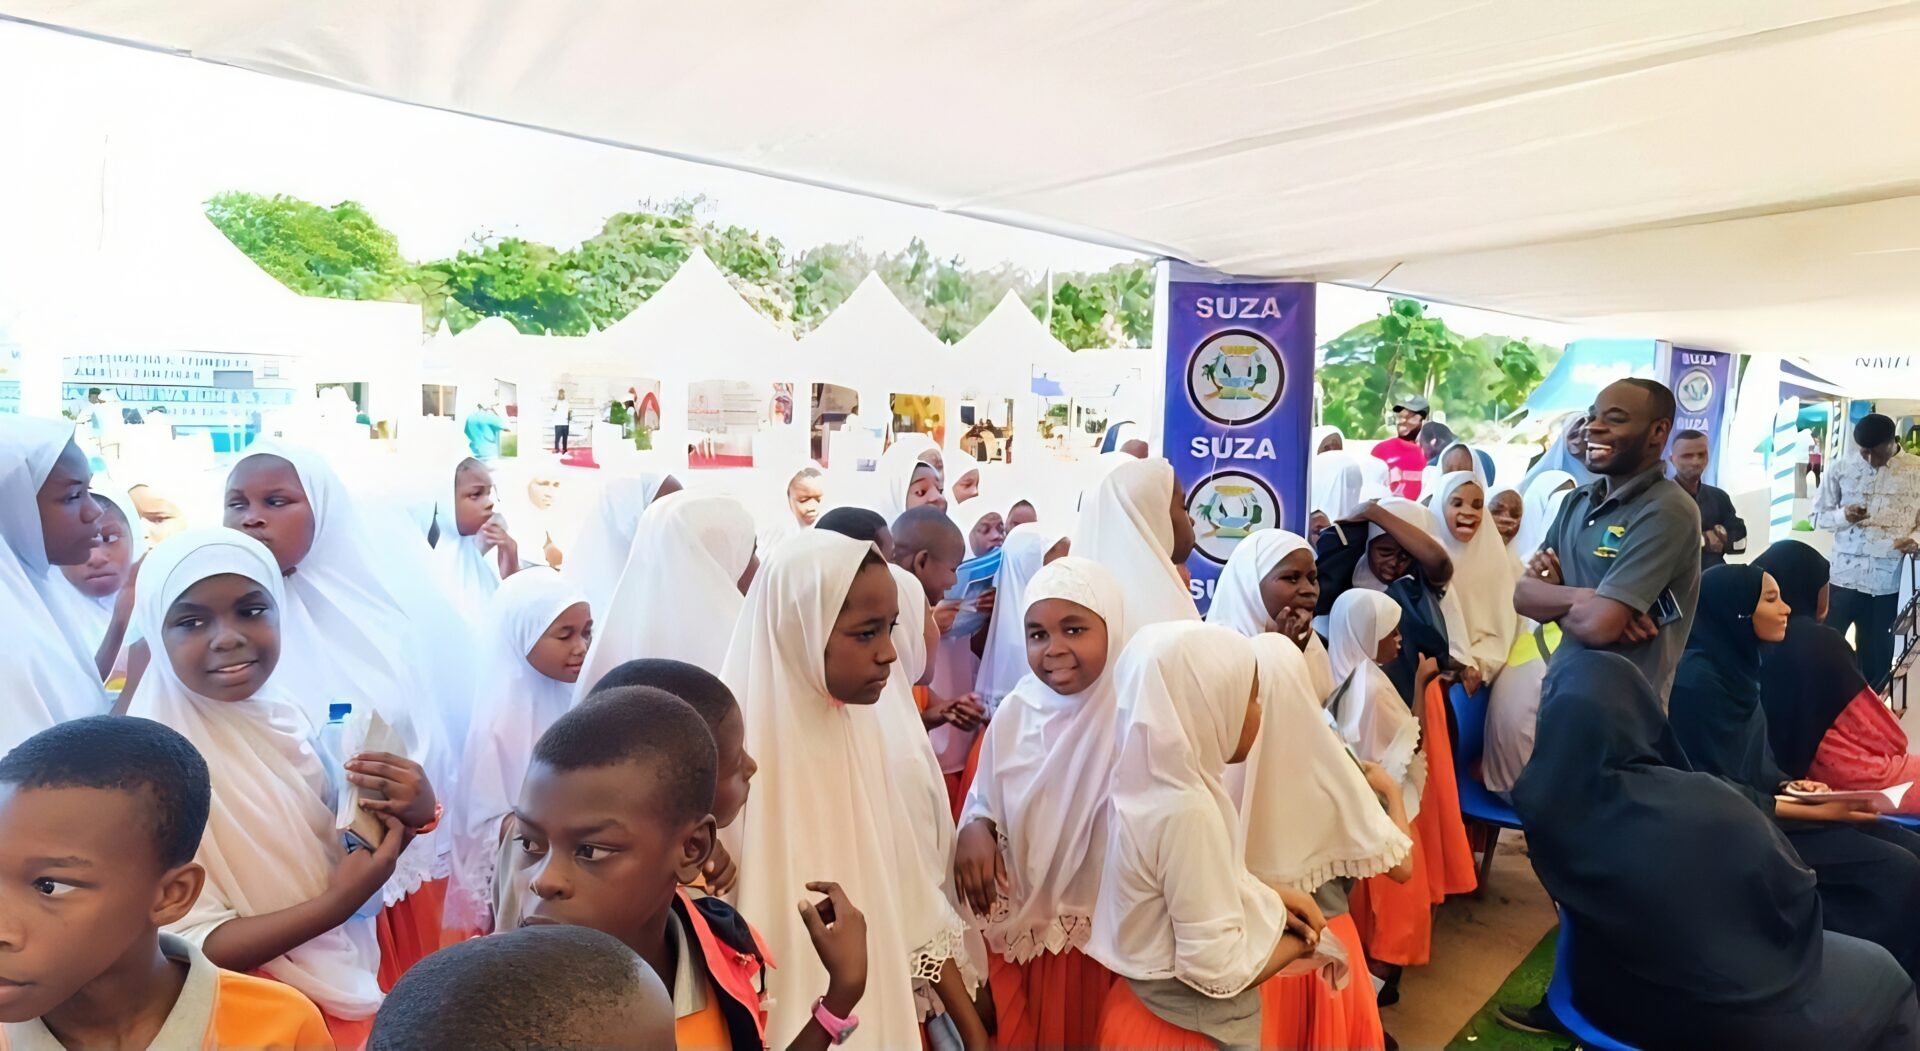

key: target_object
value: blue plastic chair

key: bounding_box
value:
[1546,906,1639,1051]
[1447,682,1524,892]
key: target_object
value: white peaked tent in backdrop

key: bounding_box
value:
[586,248,799,469]
[799,272,951,468]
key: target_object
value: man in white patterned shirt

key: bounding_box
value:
[1812,413,1920,688]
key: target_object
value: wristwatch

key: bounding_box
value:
[812,997,859,1045]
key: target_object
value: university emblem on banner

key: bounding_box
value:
[1186,329,1284,426]
[1676,368,1715,415]
[1187,470,1282,564]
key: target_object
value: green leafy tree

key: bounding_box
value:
[205,193,411,299]
[204,191,1156,347]
[1317,298,1559,439]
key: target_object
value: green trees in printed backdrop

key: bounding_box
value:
[207,194,1555,425]
[205,192,1153,349]
[1315,298,1559,441]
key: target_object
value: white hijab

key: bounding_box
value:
[874,438,944,523]
[973,523,1060,710]
[226,442,465,899]
[1229,632,1412,892]
[561,473,669,617]
[130,529,383,1021]
[1326,590,1426,818]
[574,491,756,693]
[1311,456,1366,523]
[1427,471,1518,680]
[722,531,927,1049]
[1073,457,1198,629]
[1515,469,1577,560]
[960,557,1131,962]
[0,416,108,755]
[39,482,143,659]
[1087,623,1284,995]
[448,569,586,935]
[876,564,974,983]
[1204,529,1336,698]
[433,456,508,615]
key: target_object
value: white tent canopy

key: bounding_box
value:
[5,1,1918,358]
[798,272,948,391]
[588,249,795,379]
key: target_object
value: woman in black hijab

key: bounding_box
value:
[1754,539,1920,797]
[1516,650,1918,1048]
[1670,562,1920,978]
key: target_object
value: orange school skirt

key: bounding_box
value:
[989,947,1116,1050]
[1263,913,1385,1051]
[1350,679,1480,967]
[376,876,448,991]
[1416,678,1480,900]
[1098,973,1312,1050]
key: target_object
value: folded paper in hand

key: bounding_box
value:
[1783,782,1912,813]
[334,707,404,849]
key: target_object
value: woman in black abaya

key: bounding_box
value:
[1516,650,1917,1049]
[1668,563,1920,979]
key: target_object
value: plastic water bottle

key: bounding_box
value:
[317,702,352,775]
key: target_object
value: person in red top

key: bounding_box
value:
[1371,396,1431,500]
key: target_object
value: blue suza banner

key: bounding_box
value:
[1162,263,1315,614]
[1659,344,1736,487]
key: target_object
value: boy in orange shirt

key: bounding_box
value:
[0,716,332,1050]
[502,686,867,1050]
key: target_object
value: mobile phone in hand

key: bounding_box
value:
[1651,588,1683,627]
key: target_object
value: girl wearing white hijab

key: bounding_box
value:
[44,484,143,687]
[1426,471,1519,683]
[1310,459,1366,534]
[1325,591,1427,819]
[1087,622,1320,1048]
[877,562,987,1040]
[222,441,468,981]
[955,557,1131,1049]
[561,473,675,616]
[1206,529,1336,697]
[972,523,1064,711]
[1513,469,1577,560]
[431,456,517,616]
[1231,631,1412,1051]
[722,530,946,1049]
[1072,457,1198,629]
[447,569,591,937]
[0,416,109,755]
[574,491,757,691]
[873,437,947,522]
[132,529,435,1043]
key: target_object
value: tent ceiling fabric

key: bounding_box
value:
[8,0,1920,356]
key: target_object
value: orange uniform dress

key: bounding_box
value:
[1349,679,1478,966]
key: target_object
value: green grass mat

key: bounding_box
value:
[1446,926,1566,1051]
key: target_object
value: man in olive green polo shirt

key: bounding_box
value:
[1515,378,1703,703]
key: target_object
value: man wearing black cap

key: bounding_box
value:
[1372,394,1431,500]
[1813,413,1920,687]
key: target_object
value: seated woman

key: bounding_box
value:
[1670,563,1920,979]
[1753,540,1920,809]
[1516,650,1919,1050]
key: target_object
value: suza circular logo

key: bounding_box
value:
[1186,469,1283,565]
[1675,367,1715,414]
[1185,329,1284,426]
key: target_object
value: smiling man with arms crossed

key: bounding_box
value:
[1514,379,1702,703]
